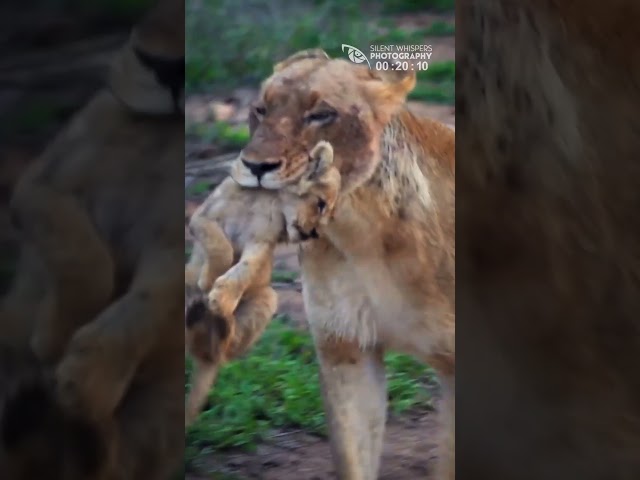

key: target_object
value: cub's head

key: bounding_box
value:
[108,0,185,115]
[230,49,416,192]
[295,140,336,194]
[285,141,342,242]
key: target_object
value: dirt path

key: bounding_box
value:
[187,412,439,480]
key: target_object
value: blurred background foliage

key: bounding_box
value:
[185,0,455,103]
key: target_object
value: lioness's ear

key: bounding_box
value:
[365,68,417,122]
[274,49,331,72]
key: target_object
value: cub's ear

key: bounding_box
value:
[364,68,417,123]
[308,141,334,179]
[274,49,330,72]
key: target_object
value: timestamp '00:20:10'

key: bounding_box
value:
[375,61,429,71]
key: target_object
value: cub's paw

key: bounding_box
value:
[185,297,234,362]
[208,279,241,319]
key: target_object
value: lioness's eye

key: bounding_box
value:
[305,110,337,125]
[317,199,327,213]
[254,105,266,116]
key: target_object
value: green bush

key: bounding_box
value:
[186,0,375,90]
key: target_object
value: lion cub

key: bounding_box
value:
[184,141,340,426]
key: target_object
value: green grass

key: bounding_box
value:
[425,20,455,36]
[186,121,251,149]
[372,26,432,45]
[410,80,455,103]
[185,317,434,459]
[420,60,454,82]
[187,180,213,197]
[185,0,456,90]
[382,0,455,13]
[186,0,455,105]
[271,270,299,283]
[186,0,375,90]
[409,61,455,104]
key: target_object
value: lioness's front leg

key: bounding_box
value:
[11,181,115,364]
[313,331,387,480]
[55,245,183,422]
[302,244,387,480]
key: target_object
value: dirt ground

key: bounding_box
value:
[188,413,439,480]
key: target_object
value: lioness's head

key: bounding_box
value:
[230,49,416,192]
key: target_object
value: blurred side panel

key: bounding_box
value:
[0,1,186,479]
[456,1,640,479]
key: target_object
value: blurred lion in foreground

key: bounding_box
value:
[0,0,185,478]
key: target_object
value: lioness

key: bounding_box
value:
[229,49,455,479]
[184,140,341,426]
[0,0,185,478]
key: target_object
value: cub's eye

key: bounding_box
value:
[304,110,337,125]
[254,105,266,116]
[317,199,327,213]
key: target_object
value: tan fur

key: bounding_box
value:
[0,1,185,478]
[230,50,455,479]
[456,1,640,478]
[184,141,341,426]
[8,187,115,366]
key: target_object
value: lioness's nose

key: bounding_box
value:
[241,159,282,178]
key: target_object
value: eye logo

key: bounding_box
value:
[341,44,372,69]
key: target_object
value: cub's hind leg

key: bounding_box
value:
[188,213,234,293]
[223,286,277,360]
[184,297,230,427]
[185,286,277,426]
